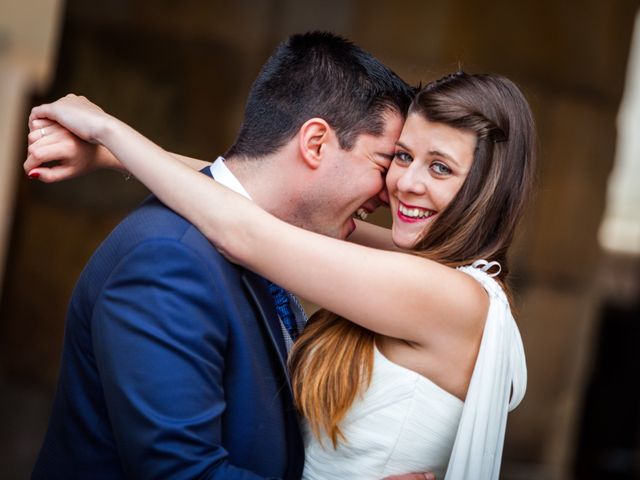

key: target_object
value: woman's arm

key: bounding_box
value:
[30,95,488,349]
[171,153,212,171]
[25,119,211,183]
[349,220,397,250]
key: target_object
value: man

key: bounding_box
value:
[27,32,413,479]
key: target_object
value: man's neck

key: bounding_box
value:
[224,153,298,222]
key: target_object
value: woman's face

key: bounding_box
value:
[386,113,477,249]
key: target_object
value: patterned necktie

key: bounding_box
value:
[268,282,299,341]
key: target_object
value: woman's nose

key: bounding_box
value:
[396,164,427,195]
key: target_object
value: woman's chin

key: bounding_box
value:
[392,223,434,250]
[391,231,419,250]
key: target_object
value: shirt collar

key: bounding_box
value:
[209,156,252,200]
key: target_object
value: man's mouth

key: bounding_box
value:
[398,202,436,221]
[353,207,369,221]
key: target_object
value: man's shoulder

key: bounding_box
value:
[89,195,234,276]
[120,195,208,244]
[73,194,252,311]
[118,165,213,242]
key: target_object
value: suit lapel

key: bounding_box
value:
[241,268,305,479]
[241,270,291,385]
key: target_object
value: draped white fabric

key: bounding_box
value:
[444,264,527,479]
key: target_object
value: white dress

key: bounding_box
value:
[301,261,527,480]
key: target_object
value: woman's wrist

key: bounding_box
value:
[96,115,134,173]
[95,113,121,148]
[93,113,127,173]
[96,145,126,173]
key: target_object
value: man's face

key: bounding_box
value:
[292,112,404,239]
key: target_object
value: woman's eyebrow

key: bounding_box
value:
[429,149,461,168]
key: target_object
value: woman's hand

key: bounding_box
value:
[29,94,112,145]
[383,472,435,480]
[25,119,122,183]
[25,95,210,183]
[25,94,127,182]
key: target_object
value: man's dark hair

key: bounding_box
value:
[225,31,413,159]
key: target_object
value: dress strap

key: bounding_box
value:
[470,259,501,277]
[456,261,504,303]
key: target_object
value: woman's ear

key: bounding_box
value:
[298,118,332,169]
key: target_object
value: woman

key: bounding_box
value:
[27,72,535,479]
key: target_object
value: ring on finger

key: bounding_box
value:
[40,128,47,138]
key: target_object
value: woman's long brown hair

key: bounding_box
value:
[288,72,537,448]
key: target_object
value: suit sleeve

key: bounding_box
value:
[92,238,278,479]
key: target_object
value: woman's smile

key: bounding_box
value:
[397,201,437,222]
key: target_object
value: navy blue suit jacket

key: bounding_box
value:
[32,169,304,479]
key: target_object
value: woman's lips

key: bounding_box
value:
[396,201,436,223]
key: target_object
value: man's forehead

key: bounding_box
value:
[379,111,405,141]
[381,109,405,126]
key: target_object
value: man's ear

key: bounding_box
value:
[298,118,332,169]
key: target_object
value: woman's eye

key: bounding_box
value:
[393,151,412,164]
[430,162,452,176]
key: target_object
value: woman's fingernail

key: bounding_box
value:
[28,172,40,179]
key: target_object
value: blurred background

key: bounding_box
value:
[1,0,640,478]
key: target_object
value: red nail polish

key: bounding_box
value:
[28,172,40,179]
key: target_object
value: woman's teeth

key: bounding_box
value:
[399,204,434,219]
[354,208,369,221]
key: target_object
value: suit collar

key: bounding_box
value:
[200,165,214,178]
[208,157,253,199]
